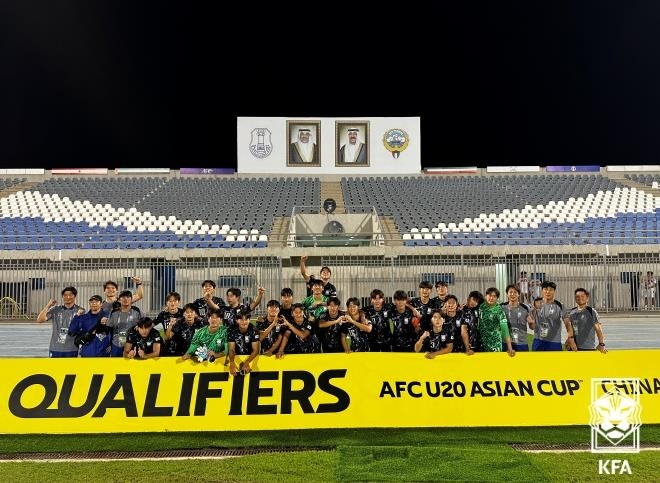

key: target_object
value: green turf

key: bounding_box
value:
[1,426,659,453]
[1,427,658,482]
[0,451,336,483]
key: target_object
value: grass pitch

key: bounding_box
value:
[0,426,658,482]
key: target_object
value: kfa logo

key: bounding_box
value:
[249,128,272,158]
[598,459,632,475]
[590,378,641,453]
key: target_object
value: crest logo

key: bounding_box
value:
[249,128,273,158]
[382,128,409,159]
[590,378,642,453]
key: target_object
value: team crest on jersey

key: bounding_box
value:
[249,128,273,158]
[382,128,409,159]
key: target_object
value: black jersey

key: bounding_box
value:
[227,324,260,355]
[126,327,162,357]
[363,303,394,346]
[431,296,446,312]
[461,306,481,352]
[284,319,320,354]
[279,305,294,323]
[317,310,346,353]
[256,317,286,353]
[389,307,417,352]
[220,303,251,329]
[192,296,226,321]
[153,308,185,331]
[167,318,204,356]
[340,316,371,352]
[409,297,435,332]
[443,312,467,353]
[420,319,455,352]
[306,279,337,298]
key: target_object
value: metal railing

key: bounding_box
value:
[0,250,659,319]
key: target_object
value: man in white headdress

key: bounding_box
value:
[339,128,367,164]
[290,128,318,164]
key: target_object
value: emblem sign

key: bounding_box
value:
[249,128,273,158]
[382,128,410,159]
[590,378,641,453]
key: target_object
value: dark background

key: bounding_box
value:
[1,1,659,169]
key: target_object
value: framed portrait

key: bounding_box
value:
[335,120,370,167]
[287,120,321,167]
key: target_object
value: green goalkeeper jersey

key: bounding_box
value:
[478,302,510,352]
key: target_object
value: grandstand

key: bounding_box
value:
[1,171,660,249]
[1,168,659,316]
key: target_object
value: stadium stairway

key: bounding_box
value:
[0,181,42,198]
[269,216,290,247]
[380,216,403,246]
[618,176,660,197]
[320,181,345,213]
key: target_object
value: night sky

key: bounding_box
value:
[1,1,659,169]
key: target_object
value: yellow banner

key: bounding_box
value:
[1,350,659,434]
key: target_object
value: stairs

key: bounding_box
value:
[380,216,403,246]
[617,177,660,197]
[269,216,290,247]
[0,181,43,198]
[320,181,345,214]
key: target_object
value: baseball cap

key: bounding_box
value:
[89,294,103,302]
[118,290,132,298]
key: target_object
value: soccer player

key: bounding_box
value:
[220,286,265,329]
[279,287,295,322]
[431,281,449,311]
[479,287,515,356]
[409,281,435,332]
[317,297,346,353]
[340,297,372,353]
[182,308,227,362]
[277,303,319,356]
[364,289,394,352]
[440,294,468,353]
[389,290,417,352]
[163,303,204,356]
[302,279,328,321]
[501,284,530,351]
[102,277,144,313]
[191,279,226,322]
[37,286,83,358]
[227,311,260,376]
[300,255,337,298]
[461,290,484,354]
[414,309,454,358]
[153,291,185,332]
[564,288,607,352]
[257,300,287,355]
[124,317,162,359]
